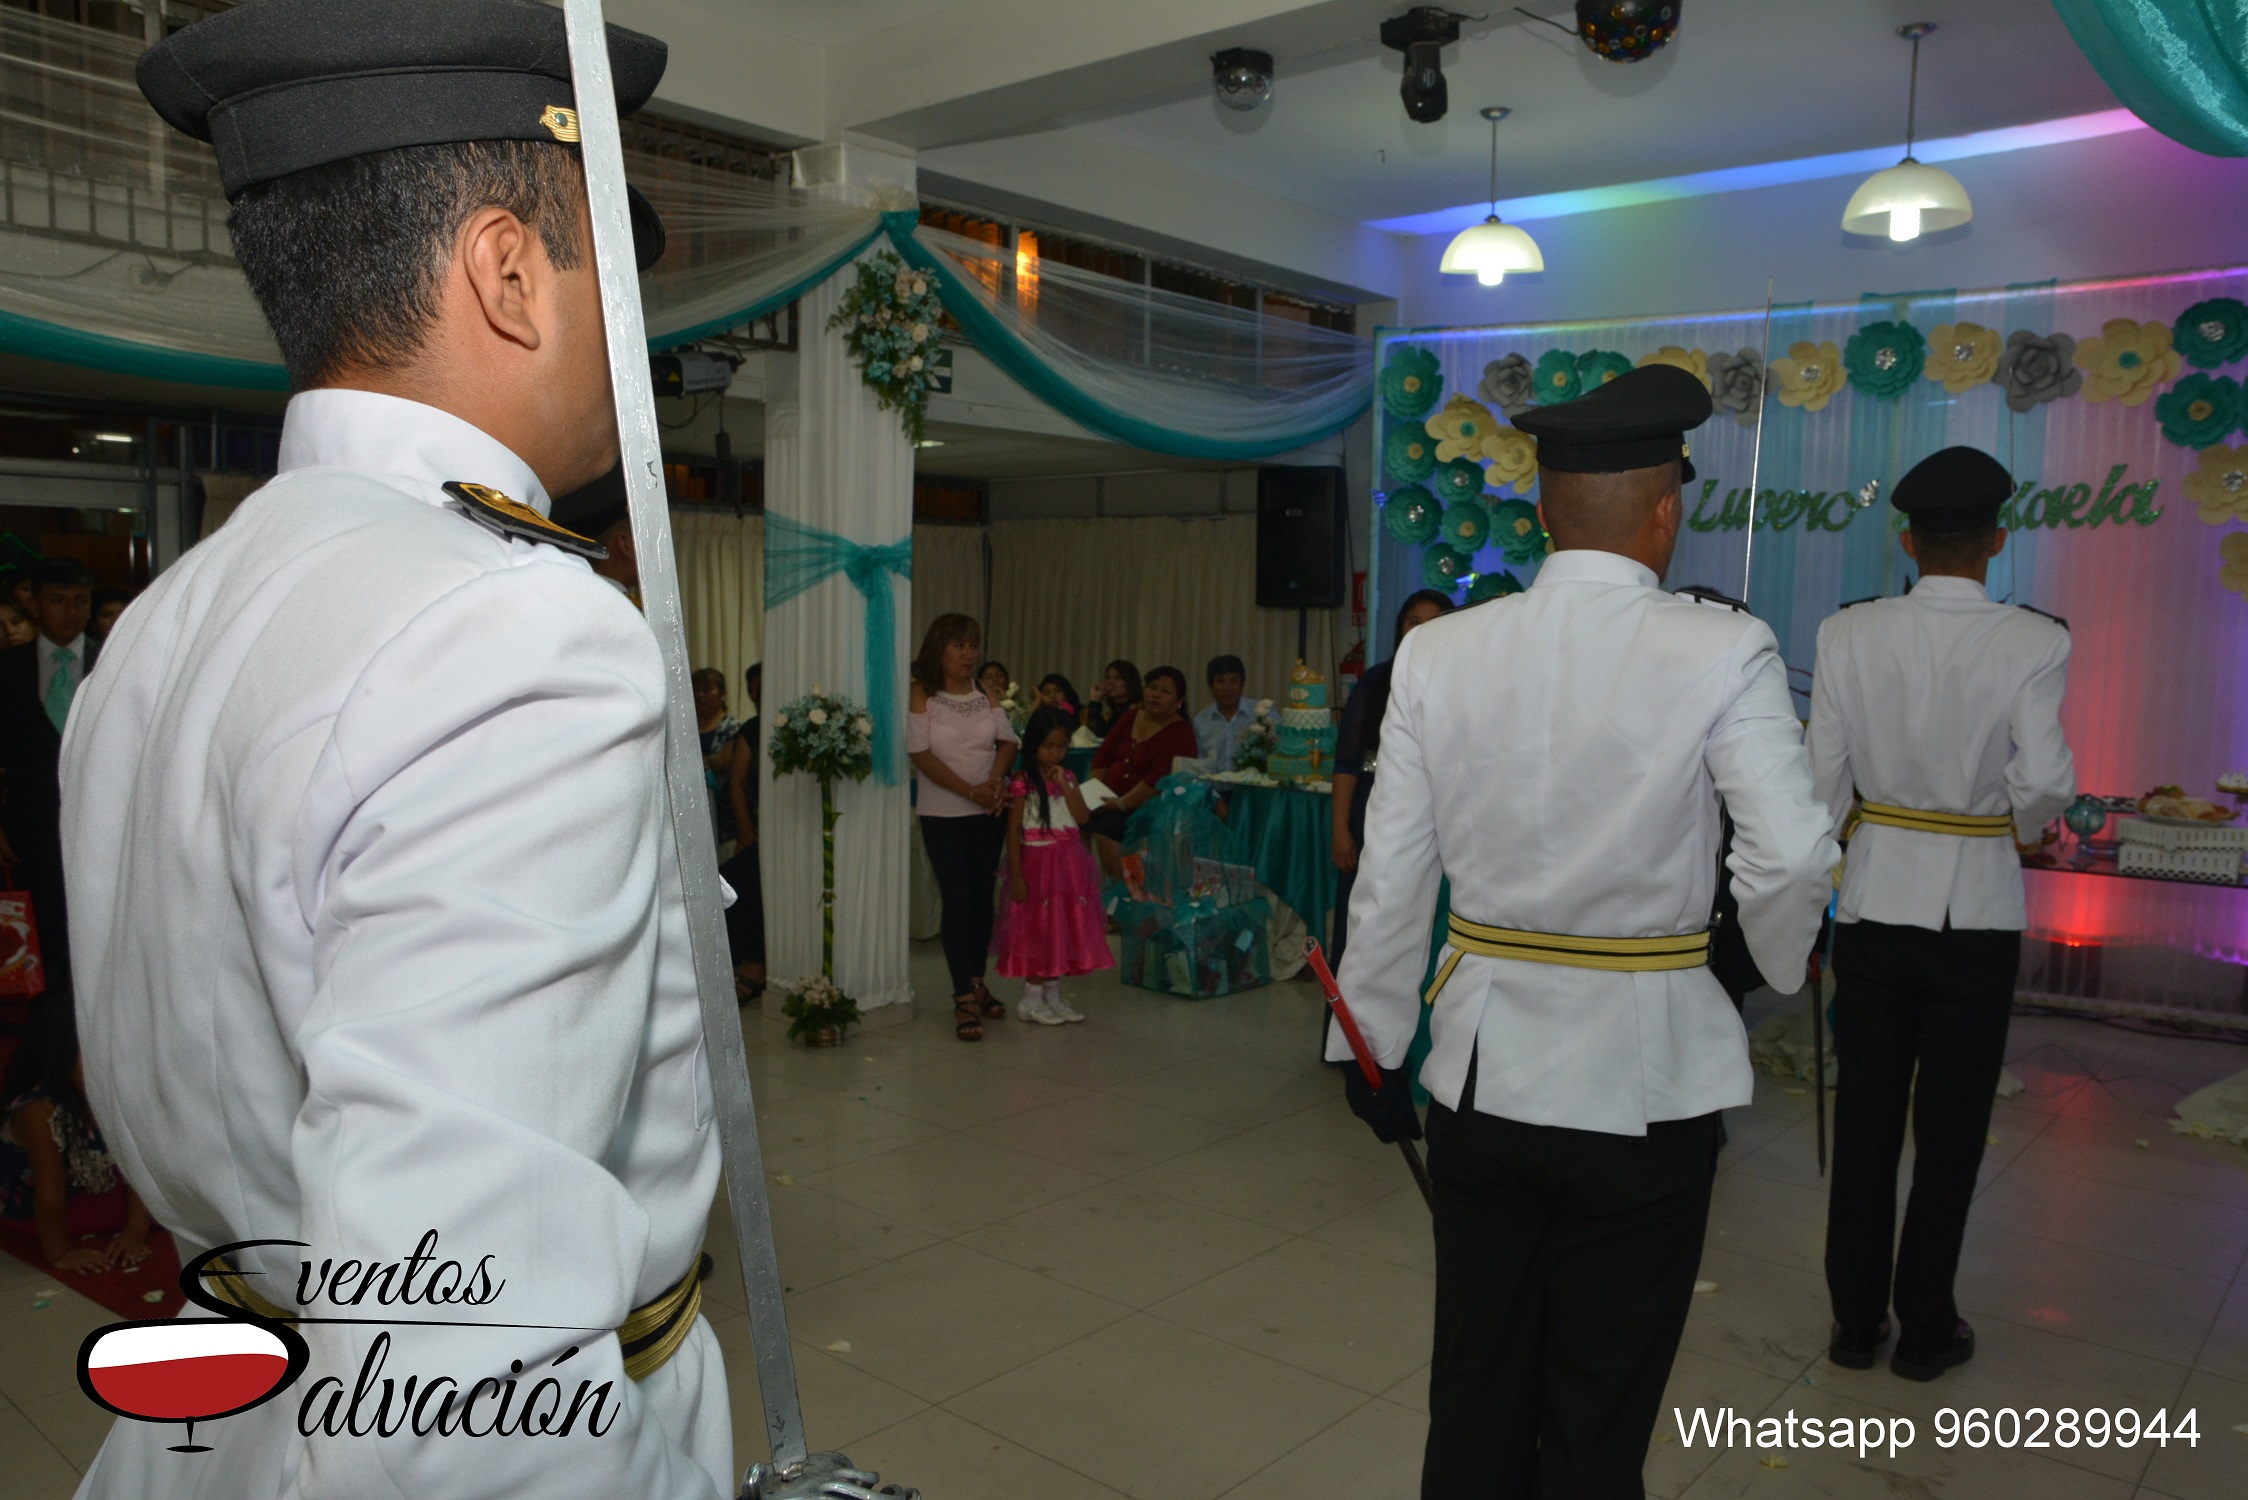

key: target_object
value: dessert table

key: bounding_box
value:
[1203,776,1337,944]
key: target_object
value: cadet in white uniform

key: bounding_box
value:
[1335,366,1839,1498]
[63,4,732,1496]
[1807,445,2074,1382]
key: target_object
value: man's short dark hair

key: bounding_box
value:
[229,139,587,389]
[29,557,92,593]
[1206,654,1246,684]
[1909,526,2000,574]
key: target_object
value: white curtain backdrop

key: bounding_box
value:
[910,524,987,645]
[984,516,1342,715]
[673,509,764,715]
[759,265,915,1013]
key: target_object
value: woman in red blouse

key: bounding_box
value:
[1086,664,1198,864]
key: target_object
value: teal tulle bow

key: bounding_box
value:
[764,513,914,783]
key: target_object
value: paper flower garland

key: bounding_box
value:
[1577,349,1634,393]
[1533,349,1581,405]
[2155,373,2242,448]
[1467,569,1526,604]
[2174,297,2248,370]
[1383,485,1443,544]
[1422,543,1475,592]
[1478,353,1536,416]
[1923,322,2001,394]
[1384,424,1436,484]
[826,253,949,443]
[1380,344,1443,419]
[1708,348,1765,425]
[2184,444,2248,525]
[1441,496,1491,551]
[1844,321,1927,400]
[1771,341,1846,412]
[2078,318,2182,406]
[1490,498,1548,564]
[1637,346,1711,389]
[1428,395,1500,462]
[1479,426,1539,493]
[1432,456,1486,503]
[1993,331,2082,413]
[2222,532,2248,599]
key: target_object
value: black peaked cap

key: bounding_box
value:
[1511,363,1713,483]
[1893,446,2014,533]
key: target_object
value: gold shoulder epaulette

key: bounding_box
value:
[442,481,609,561]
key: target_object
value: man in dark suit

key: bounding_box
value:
[0,556,97,989]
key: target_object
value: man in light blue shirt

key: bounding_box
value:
[1192,653,1257,770]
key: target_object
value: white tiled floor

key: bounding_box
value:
[4,947,2246,1498]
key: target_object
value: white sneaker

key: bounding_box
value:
[1018,985,1066,1026]
[1046,988,1085,1024]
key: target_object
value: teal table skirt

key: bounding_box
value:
[1213,780,1337,943]
[1065,747,1096,783]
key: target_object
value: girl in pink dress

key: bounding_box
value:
[994,707,1115,1023]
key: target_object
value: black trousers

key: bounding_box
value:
[1424,1079,1719,1500]
[919,813,1005,997]
[1824,920,2018,1349]
[8,811,69,992]
[718,845,764,968]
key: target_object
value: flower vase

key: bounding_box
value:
[804,1024,842,1049]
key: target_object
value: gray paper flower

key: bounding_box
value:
[1477,353,1535,416]
[1993,330,2083,413]
[1708,348,1765,426]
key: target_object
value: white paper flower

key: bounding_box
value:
[808,709,829,726]
[855,717,873,735]
[911,324,930,344]
[811,683,826,695]
[909,356,924,372]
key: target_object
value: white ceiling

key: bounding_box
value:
[702,0,973,49]
[909,0,2116,227]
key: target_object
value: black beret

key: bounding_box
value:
[1893,446,2014,533]
[1510,363,1713,483]
[138,0,668,267]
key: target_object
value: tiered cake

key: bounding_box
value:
[1269,660,1335,780]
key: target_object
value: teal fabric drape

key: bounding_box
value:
[763,512,913,784]
[1218,782,1339,941]
[2052,0,2248,156]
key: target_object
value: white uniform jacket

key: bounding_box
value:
[1329,550,1839,1136]
[1806,575,2075,932]
[61,391,730,1500]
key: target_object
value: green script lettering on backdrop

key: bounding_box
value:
[1683,464,2165,534]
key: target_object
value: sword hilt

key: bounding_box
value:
[745,1453,919,1500]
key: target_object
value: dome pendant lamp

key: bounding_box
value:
[1441,106,1544,287]
[1842,23,1971,243]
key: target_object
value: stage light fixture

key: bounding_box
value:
[1440,106,1544,286]
[1381,8,1464,124]
[1842,23,1972,243]
[1211,48,1274,112]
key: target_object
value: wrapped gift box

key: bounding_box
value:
[1114,894,1273,999]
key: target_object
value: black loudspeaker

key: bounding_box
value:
[1255,465,1346,609]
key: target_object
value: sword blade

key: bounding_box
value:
[562,0,808,1469]
[1741,277,1775,605]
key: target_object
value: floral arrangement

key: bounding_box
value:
[2175,297,2248,370]
[1843,321,1926,399]
[1922,321,2001,393]
[1489,498,1548,564]
[1532,348,1581,405]
[2078,318,2181,406]
[826,252,948,443]
[1422,542,1474,592]
[1432,456,1485,503]
[1379,344,1443,418]
[2155,374,2241,449]
[997,679,1031,734]
[1637,345,1710,389]
[1478,352,1535,415]
[1383,424,1436,484]
[1232,699,1277,773]
[1479,426,1538,492]
[777,974,863,1045]
[1441,495,1490,551]
[1708,348,1764,425]
[1382,485,1442,544]
[1772,341,1845,411]
[1576,349,1633,393]
[2184,444,2248,525]
[768,686,874,1040]
[1994,331,2081,412]
[1466,569,1525,604]
[1428,395,1498,462]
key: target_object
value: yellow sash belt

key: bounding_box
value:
[208,1249,709,1383]
[1425,913,1712,1003]
[1855,800,2015,838]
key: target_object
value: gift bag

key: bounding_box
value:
[0,883,47,998]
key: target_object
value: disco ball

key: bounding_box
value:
[1575,0,1681,63]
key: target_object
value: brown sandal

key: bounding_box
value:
[954,998,984,1042]
[972,980,1006,1020]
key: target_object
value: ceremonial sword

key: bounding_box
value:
[562,6,913,1497]
[1304,940,1436,1211]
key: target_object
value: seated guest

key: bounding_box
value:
[1192,653,1256,769]
[1036,673,1082,727]
[1085,664,1198,867]
[0,597,31,649]
[721,664,764,999]
[1084,659,1141,738]
[2,1002,153,1275]
[977,660,1012,707]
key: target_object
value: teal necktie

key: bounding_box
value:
[45,646,76,733]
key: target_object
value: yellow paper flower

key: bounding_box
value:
[1479,426,1539,492]
[2222,532,2248,598]
[1923,321,2001,393]
[1771,340,1845,412]
[2077,318,2182,406]
[1426,395,1500,463]
[1637,346,1710,389]
[2185,444,2248,526]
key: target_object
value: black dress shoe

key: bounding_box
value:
[1891,1320,1975,1381]
[1827,1319,1892,1370]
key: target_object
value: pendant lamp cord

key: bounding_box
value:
[1904,32,1920,161]
[1488,112,1499,216]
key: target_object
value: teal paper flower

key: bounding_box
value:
[1576,349,1633,393]
[1383,423,1437,484]
[2155,372,2241,448]
[1490,498,1548,564]
[1844,321,1926,399]
[1422,543,1474,592]
[1380,344,1443,419]
[1467,569,1525,604]
[1382,484,1442,544]
[1442,496,1491,551]
[1432,456,1485,503]
[1533,348,1581,405]
[2174,297,2248,370]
